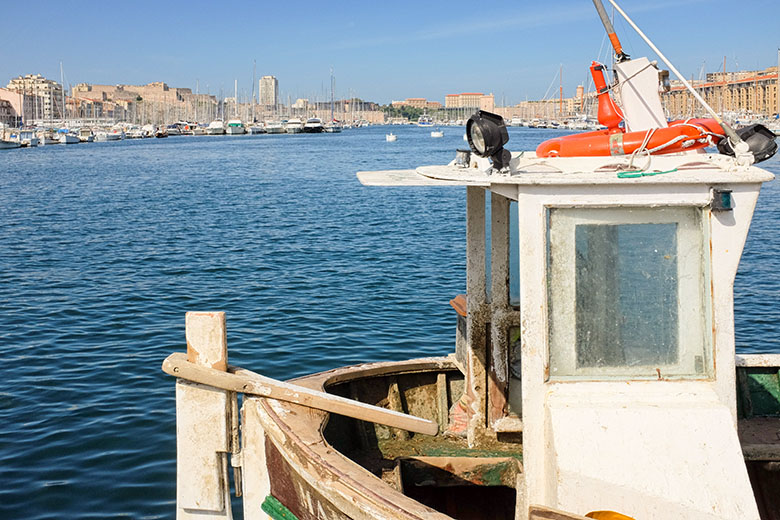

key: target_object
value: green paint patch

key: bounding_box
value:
[747,370,780,416]
[261,495,299,520]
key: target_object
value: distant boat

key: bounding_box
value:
[38,130,59,145]
[324,120,343,133]
[19,130,39,147]
[78,128,95,143]
[206,120,225,135]
[166,124,182,136]
[57,129,80,144]
[247,124,265,134]
[285,119,303,134]
[303,118,324,133]
[264,121,284,134]
[385,133,397,142]
[225,119,245,135]
[125,126,144,139]
[0,134,21,149]
[417,114,434,127]
[430,129,444,138]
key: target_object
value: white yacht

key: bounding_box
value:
[285,118,303,134]
[206,120,225,135]
[303,118,324,133]
[225,119,246,135]
[247,124,265,135]
[264,121,285,134]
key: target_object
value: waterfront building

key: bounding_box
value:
[6,74,64,121]
[72,82,217,124]
[391,98,442,110]
[662,66,779,119]
[259,75,278,108]
[444,92,495,112]
[0,99,15,126]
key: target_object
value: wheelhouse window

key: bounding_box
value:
[547,207,712,380]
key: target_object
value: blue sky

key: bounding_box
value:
[3,0,779,105]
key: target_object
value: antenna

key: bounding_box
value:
[591,0,629,62]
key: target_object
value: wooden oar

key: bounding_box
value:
[162,352,439,436]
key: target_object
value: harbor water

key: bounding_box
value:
[1,127,778,519]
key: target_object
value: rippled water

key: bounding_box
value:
[1,127,778,519]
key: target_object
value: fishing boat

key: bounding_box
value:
[78,128,94,143]
[0,127,21,149]
[162,2,779,519]
[18,129,39,147]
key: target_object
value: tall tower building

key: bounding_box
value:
[259,75,278,107]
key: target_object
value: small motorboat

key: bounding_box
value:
[386,133,397,142]
[431,129,444,138]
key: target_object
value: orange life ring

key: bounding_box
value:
[536,118,726,158]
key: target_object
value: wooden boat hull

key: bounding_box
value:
[241,355,780,520]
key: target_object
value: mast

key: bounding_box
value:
[60,61,65,125]
[234,79,238,118]
[559,65,563,118]
[330,67,335,122]
[251,60,256,122]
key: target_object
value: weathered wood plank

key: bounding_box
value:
[163,352,439,436]
[177,311,232,519]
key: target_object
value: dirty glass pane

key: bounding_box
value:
[547,207,711,380]
[575,223,678,368]
[509,201,520,307]
[507,326,522,416]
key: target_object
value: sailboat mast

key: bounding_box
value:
[330,67,335,122]
[559,65,563,118]
[252,60,256,122]
[60,61,65,124]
